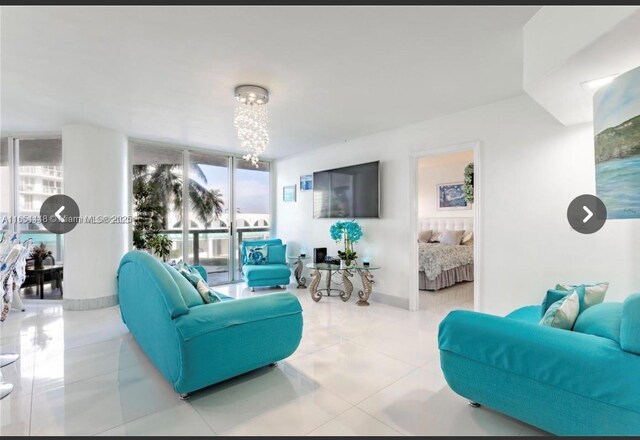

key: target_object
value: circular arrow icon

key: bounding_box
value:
[567,194,607,234]
[40,194,80,234]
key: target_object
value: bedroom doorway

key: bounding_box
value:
[409,142,480,313]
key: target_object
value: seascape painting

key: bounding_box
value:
[594,66,640,219]
[437,182,469,210]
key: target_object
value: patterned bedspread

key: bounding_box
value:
[419,243,474,281]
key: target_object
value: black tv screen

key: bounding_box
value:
[313,161,380,218]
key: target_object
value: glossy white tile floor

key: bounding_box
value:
[0,283,547,436]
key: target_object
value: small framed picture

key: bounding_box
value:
[300,174,313,191]
[283,185,297,202]
[437,182,470,210]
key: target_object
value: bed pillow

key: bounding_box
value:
[428,231,442,243]
[440,230,464,246]
[556,282,608,310]
[418,230,433,243]
[539,291,580,330]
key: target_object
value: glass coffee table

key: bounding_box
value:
[305,262,380,306]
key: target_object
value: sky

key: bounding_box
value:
[593,66,640,135]
[199,164,270,214]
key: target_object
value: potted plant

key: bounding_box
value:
[330,220,363,267]
[463,162,474,204]
[147,234,172,262]
[30,243,52,269]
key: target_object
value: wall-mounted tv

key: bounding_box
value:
[313,161,380,218]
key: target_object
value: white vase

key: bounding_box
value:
[339,260,346,269]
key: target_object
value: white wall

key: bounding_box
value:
[276,94,640,314]
[418,150,474,218]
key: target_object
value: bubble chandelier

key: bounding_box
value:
[234,85,269,167]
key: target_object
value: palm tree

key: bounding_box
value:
[133,163,225,230]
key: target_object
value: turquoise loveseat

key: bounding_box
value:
[438,294,640,436]
[241,238,291,291]
[117,251,303,398]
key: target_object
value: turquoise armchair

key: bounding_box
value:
[438,295,640,436]
[117,251,303,398]
[240,238,291,291]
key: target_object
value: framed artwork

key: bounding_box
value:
[300,174,313,191]
[594,65,640,219]
[437,182,470,210]
[283,185,297,202]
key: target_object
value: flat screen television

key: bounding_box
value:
[313,161,380,218]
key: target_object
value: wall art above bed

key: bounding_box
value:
[437,182,471,210]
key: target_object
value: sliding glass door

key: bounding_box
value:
[1,137,65,262]
[130,141,271,285]
[187,152,231,284]
[233,159,271,280]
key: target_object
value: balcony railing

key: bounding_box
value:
[157,226,270,285]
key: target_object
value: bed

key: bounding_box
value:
[418,217,474,291]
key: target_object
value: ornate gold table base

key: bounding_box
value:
[292,257,307,289]
[309,267,374,305]
[355,268,375,306]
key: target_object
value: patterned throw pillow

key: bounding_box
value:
[461,230,473,245]
[539,291,580,330]
[556,282,608,310]
[429,231,443,243]
[175,261,220,304]
[245,244,268,265]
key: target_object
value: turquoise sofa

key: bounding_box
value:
[117,251,303,398]
[241,238,291,291]
[438,294,640,436]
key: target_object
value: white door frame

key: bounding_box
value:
[408,141,482,312]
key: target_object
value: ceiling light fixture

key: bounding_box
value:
[580,73,619,91]
[234,85,269,167]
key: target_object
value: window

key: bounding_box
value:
[20,176,35,192]
[130,140,272,285]
[22,194,34,210]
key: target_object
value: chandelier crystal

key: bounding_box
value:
[234,85,269,167]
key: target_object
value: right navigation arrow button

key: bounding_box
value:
[582,206,593,223]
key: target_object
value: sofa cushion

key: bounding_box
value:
[245,244,269,265]
[243,264,291,281]
[556,282,608,310]
[621,294,640,355]
[267,244,287,264]
[539,292,580,330]
[506,305,541,323]
[175,261,216,304]
[164,263,205,308]
[542,285,587,315]
[573,302,622,344]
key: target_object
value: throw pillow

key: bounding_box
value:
[245,244,269,265]
[539,291,580,330]
[175,261,213,304]
[542,285,587,315]
[164,263,204,307]
[461,230,473,245]
[418,230,433,243]
[440,230,464,246]
[556,282,608,310]
[267,244,287,264]
[429,231,443,243]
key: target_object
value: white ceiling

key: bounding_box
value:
[523,7,640,126]
[1,6,538,158]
